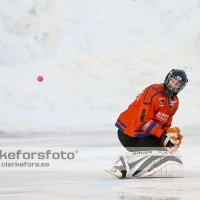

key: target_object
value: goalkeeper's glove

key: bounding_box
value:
[160,127,183,153]
[167,127,183,144]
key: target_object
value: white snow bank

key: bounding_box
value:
[0,0,199,133]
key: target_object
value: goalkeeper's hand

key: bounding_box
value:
[167,127,183,144]
[160,127,183,153]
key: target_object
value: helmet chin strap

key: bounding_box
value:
[163,84,177,98]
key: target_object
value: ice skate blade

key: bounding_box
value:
[105,169,126,179]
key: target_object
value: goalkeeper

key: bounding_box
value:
[115,69,188,153]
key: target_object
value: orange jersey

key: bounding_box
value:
[115,84,179,138]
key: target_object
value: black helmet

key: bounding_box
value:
[163,69,188,98]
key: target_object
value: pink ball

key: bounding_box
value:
[37,76,43,82]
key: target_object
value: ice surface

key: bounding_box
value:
[1,130,200,200]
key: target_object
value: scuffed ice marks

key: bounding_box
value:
[117,187,182,200]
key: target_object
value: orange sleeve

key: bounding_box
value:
[136,85,165,138]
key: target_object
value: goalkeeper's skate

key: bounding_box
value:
[105,156,127,179]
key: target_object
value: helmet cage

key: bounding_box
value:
[165,74,186,93]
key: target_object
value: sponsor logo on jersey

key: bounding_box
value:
[143,121,151,129]
[141,120,153,131]
[155,112,169,123]
[168,98,173,108]
[168,98,177,108]
[171,99,177,106]
[159,97,165,106]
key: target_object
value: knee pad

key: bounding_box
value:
[121,150,184,178]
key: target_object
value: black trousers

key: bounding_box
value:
[118,130,166,152]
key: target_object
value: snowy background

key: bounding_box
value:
[0,0,200,134]
[0,0,200,199]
